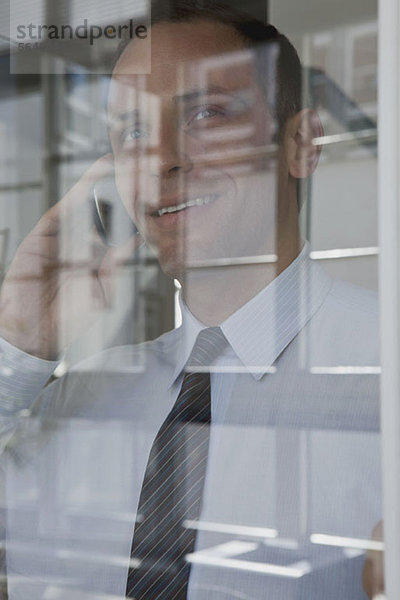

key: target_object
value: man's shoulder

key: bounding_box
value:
[71,326,181,374]
[36,327,182,418]
[306,277,379,365]
[327,278,378,318]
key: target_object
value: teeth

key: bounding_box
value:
[156,194,217,217]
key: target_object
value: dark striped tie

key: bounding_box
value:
[126,327,228,599]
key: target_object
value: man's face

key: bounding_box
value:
[108,20,283,276]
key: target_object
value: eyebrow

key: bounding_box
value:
[172,85,233,104]
[108,109,141,130]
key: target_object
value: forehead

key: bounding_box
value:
[108,20,258,111]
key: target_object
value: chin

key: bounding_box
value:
[155,245,186,279]
[157,248,223,280]
[157,250,208,279]
[158,257,182,279]
[154,228,252,277]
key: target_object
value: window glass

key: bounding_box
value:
[0,1,382,599]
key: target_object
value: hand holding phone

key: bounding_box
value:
[91,174,138,247]
[0,155,142,359]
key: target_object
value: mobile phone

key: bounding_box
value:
[90,175,137,247]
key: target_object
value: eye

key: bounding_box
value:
[121,125,150,144]
[193,107,220,121]
[187,106,227,127]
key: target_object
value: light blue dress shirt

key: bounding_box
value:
[0,244,381,599]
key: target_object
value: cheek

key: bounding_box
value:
[113,163,138,226]
[189,118,276,176]
[113,160,141,211]
[114,165,130,205]
[115,153,161,198]
[235,170,278,223]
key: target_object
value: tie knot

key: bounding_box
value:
[186,327,229,370]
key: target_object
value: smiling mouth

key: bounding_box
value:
[150,193,219,217]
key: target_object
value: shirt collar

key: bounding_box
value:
[169,242,332,386]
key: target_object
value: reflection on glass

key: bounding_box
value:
[0,1,381,599]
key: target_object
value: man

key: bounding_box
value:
[0,2,381,599]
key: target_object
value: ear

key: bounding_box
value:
[284,109,323,179]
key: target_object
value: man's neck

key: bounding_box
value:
[180,232,303,326]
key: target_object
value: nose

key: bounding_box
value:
[157,110,193,177]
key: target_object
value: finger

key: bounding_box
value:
[363,549,385,598]
[33,154,115,237]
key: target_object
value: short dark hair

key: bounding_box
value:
[113,0,303,135]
